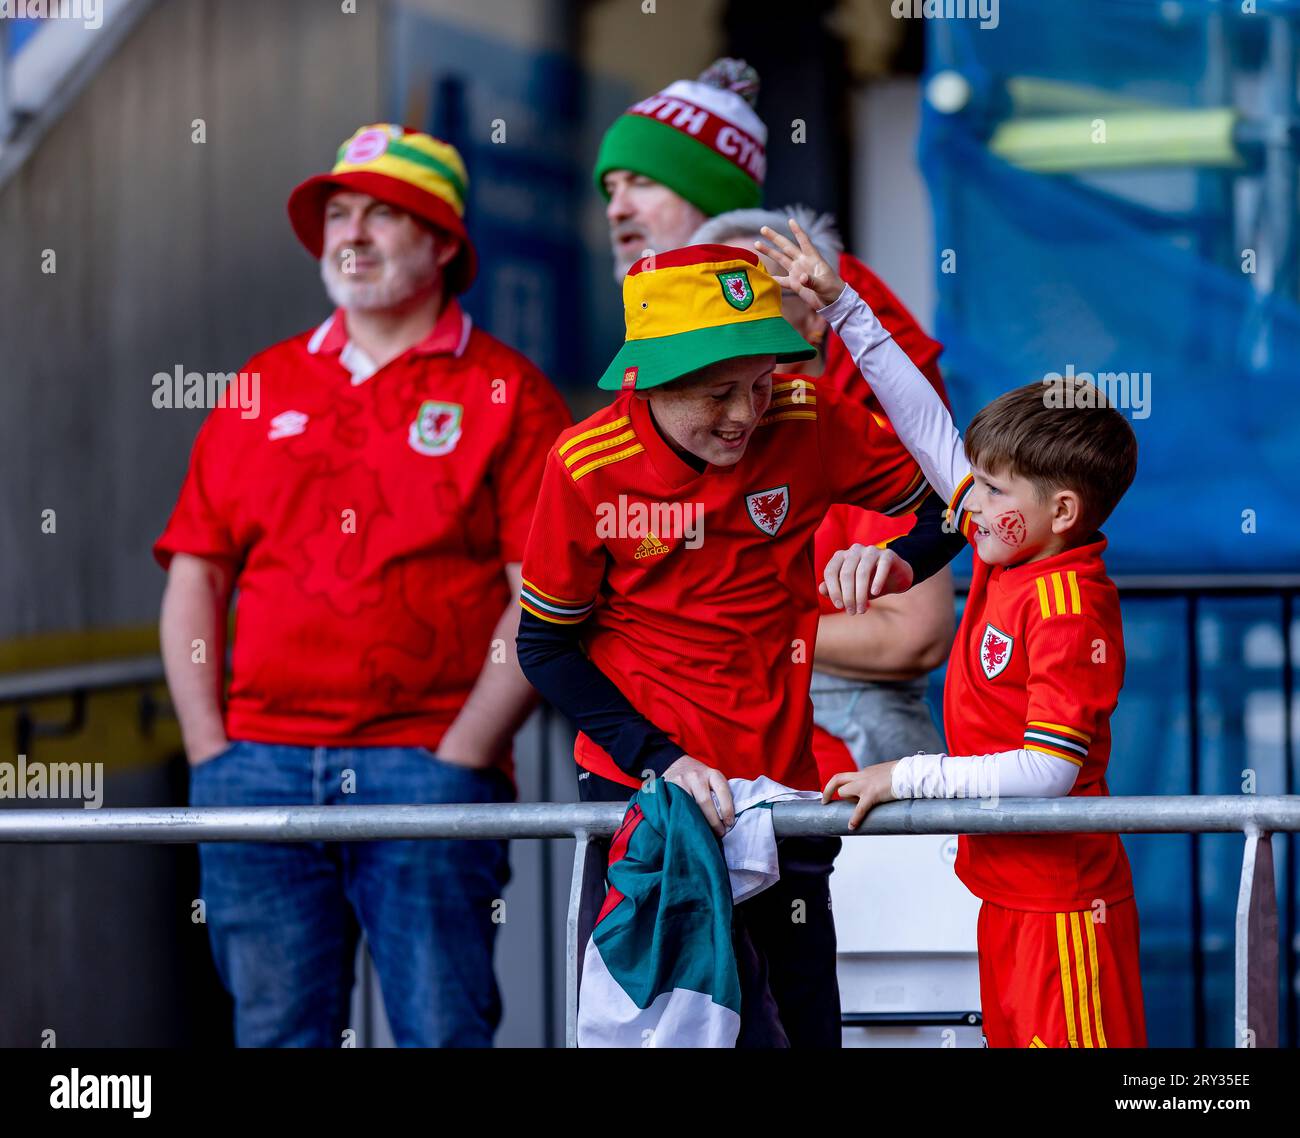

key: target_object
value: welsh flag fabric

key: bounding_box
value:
[577,781,741,1047]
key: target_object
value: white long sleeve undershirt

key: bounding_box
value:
[819,284,971,506]
[891,748,1080,801]
[822,284,1078,802]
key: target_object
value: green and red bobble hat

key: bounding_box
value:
[594,58,767,218]
[287,124,478,295]
[598,245,815,391]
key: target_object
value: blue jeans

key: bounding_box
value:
[189,741,513,1047]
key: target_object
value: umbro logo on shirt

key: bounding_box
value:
[267,410,308,440]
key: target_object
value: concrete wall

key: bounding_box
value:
[0,0,383,1047]
[854,79,936,330]
[0,0,383,645]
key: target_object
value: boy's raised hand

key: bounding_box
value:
[820,543,914,615]
[755,218,846,310]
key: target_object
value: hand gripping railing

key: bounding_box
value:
[1,794,1295,1047]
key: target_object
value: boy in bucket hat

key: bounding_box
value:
[157,124,570,1047]
[598,63,957,791]
[516,245,955,1046]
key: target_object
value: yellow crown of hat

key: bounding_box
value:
[598,245,814,390]
[330,124,468,216]
[287,123,478,294]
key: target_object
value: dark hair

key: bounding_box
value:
[965,379,1138,534]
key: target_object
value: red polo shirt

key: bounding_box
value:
[155,299,571,751]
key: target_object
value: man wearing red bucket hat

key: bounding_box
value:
[156,124,570,1047]
[516,245,956,1045]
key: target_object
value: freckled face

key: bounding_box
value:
[644,355,776,467]
[965,467,1057,565]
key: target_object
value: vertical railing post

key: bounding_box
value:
[1187,593,1207,1047]
[1235,825,1279,1048]
[565,830,608,1047]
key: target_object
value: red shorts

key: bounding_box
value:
[977,898,1147,1048]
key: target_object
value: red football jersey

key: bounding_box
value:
[519,378,927,791]
[945,483,1133,910]
[155,300,571,753]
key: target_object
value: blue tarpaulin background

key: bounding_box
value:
[923,1,1299,1046]
[922,0,1300,574]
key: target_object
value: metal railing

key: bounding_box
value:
[0,795,1294,1048]
[0,574,1294,1045]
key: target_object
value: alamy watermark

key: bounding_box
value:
[0,0,102,30]
[0,755,104,809]
[1042,365,1152,420]
[594,495,705,551]
[152,367,260,419]
[50,1068,150,1118]
[891,0,999,31]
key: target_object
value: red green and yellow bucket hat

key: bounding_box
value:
[287,123,477,295]
[598,245,815,391]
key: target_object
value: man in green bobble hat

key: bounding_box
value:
[596,57,767,280]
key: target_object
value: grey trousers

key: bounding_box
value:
[810,673,945,768]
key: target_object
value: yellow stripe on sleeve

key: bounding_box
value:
[1067,570,1082,615]
[771,379,816,396]
[1036,577,1052,620]
[563,429,637,468]
[518,598,587,625]
[1028,721,1091,742]
[1056,913,1079,1047]
[558,415,632,457]
[757,410,818,425]
[570,442,645,482]
[947,472,974,516]
[1025,743,1084,767]
[1052,572,1067,616]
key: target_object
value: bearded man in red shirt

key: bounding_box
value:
[156,125,570,1047]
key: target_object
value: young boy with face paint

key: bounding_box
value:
[515,244,956,1047]
[757,222,1145,1049]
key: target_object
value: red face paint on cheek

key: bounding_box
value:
[993,510,1027,547]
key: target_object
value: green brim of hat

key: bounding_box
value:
[594,113,762,218]
[598,316,815,391]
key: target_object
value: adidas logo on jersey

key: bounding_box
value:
[634,534,672,560]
